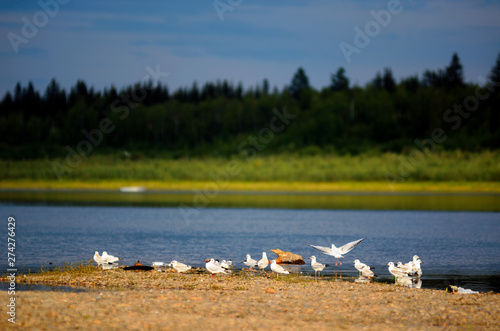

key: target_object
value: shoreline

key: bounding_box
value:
[1,268,499,329]
[2,180,500,193]
[2,181,499,211]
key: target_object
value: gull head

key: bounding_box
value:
[353,259,360,264]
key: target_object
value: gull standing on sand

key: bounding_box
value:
[309,256,329,279]
[243,254,258,269]
[354,259,374,276]
[396,261,413,274]
[93,251,107,266]
[220,260,233,270]
[257,252,269,272]
[102,251,119,264]
[411,256,423,277]
[169,260,192,273]
[308,238,365,266]
[360,266,376,279]
[270,259,289,278]
[387,262,412,278]
[205,258,230,276]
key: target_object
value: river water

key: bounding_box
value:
[1,204,499,293]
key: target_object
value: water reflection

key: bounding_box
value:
[1,190,499,211]
[395,276,422,289]
[0,281,89,293]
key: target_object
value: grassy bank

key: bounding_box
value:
[1,150,499,192]
[2,179,500,193]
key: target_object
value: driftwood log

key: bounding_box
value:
[270,249,305,265]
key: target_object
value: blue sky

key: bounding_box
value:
[1,0,499,96]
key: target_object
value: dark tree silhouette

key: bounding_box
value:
[330,67,350,92]
[289,67,310,99]
[445,52,464,88]
[382,68,396,92]
[488,52,500,84]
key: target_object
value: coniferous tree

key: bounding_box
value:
[330,67,350,92]
[44,78,66,116]
[289,67,310,99]
[382,68,396,92]
[189,82,200,102]
[401,75,420,92]
[262,78,269,95]
[371,72,383,89]
[488,52,500,84]
[445,52,464,88]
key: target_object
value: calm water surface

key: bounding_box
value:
[1,204,499,292]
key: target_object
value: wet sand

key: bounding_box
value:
[1,268,499,330]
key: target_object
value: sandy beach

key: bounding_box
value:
[1,267,499,330]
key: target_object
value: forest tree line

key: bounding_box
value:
[1,52,499,159]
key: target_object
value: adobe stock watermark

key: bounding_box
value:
[52,65,170,180]
[178,106,296,224]
[7,0,70,54]
[385,77,500,186]
[340,0,403,64]
[213,0,243,21]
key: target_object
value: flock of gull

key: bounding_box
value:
[93,237,423,285]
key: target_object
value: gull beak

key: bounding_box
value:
[204,259,210,263]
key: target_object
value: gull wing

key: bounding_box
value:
[308,244,334,256]
[339,238,365,255]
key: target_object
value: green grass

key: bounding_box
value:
[1,150,499,191]
[37,260,97,276]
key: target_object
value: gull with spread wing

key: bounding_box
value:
[308,238,365,266]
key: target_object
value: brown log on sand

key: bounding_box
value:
[270,248,305,265]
